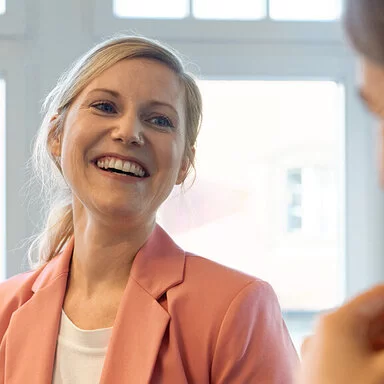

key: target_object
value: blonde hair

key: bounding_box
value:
[28,35,202,268]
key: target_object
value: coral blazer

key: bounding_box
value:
[0,225,298,383]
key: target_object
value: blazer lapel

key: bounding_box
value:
[100,225,186,383]
[4,226,184,384]
[3,240,73,384]
[100,277,170,383]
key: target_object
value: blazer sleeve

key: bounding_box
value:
[210,280,299,383]
[0,329,7,384]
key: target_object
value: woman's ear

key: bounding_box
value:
[47,114,61,158]
[176,148,195,185]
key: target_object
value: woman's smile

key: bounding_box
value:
[92,158,149,184]
[53,58,188,222]
[95,156,148,178]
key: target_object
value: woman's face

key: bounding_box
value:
[50,58,189,224]
[359,57,384,186]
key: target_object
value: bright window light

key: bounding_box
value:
[0,79,5,281]
[193,0,266,20]
[0,0,5,15]
[158,80,344,312]
[113,0,189,19]
[270,0,342,21]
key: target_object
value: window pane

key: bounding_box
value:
[114,0,189,18]
[0,0,5,15]
[193,0,266,20]
[0,79,5,280]
[270,0,341,20]
[287,169,302,232]
[158,80,344,312]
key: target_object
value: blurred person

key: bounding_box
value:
[0,35,297,383]
[297,1,384,383]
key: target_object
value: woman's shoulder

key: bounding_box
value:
[168,253,285,351]
[0,269,40,310]
[0,245,71,310]
[184,252,260,285]
[181,252,277,304]
[0,269,43,343]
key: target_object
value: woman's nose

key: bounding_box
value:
[111,113,145,146]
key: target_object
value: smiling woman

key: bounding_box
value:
[0,35,297,383]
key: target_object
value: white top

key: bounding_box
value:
[52,310,113,384]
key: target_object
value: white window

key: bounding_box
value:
[158,80,344,310]
[287,167,338,235]
[0,0,5,15]
[113,0,341,21]
[157,79,345,350]
[287,169,302,232]
[95,1,343,41]
[188,0,266,20]
[0,79,5,280]
[114,0,189,19]
[270,0,342,21]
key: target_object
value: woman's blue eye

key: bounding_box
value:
[149,116,174,128]
[92,102,116,114]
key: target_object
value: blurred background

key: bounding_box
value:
[2,0,384,352]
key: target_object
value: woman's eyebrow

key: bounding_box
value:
[87,89,178,112]
[87,88,120,98]
[147,100,179,117]
[85,89,180,119]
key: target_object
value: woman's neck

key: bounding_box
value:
[69,208,155,297]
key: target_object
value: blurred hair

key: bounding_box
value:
[344,0,384,65]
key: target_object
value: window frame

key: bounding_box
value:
[163,40,350,297]
[0,0,26,36]
[94,0,343,43]
[0,42,28,279]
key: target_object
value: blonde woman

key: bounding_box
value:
[298,1,384,383]
[0,36,297,383]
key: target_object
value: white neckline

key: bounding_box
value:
[59,310,113,350]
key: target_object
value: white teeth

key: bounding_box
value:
[109,158,116,169]
[114,159,123,171]
[122,161,131,173]
[96,157,146,177]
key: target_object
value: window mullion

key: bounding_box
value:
[188,0,193,19]
[266,0,271,20]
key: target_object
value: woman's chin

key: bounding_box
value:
[79,200,146,224]
[99,205,145,220]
